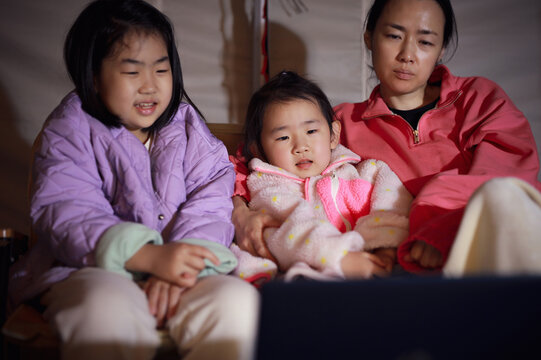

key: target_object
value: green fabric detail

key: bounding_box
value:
[179,238,238,277]
[96,222,164,279]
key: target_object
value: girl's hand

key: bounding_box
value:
[341,251,390,279]
[232,196,281,262]
[126,242,220,288]
[372,247,397,273]
[404,241,443,268]
[143,276,184,328]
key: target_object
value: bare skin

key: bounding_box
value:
[126,241,220,326]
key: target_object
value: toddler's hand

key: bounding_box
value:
[143,276,184,328]
[372,247,397,273]
[341,251,390,279]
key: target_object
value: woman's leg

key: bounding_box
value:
[444,177,541,276]
[42,267,160,360]
[167,275,260,360]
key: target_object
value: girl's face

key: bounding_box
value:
[97,32,173,142]
[259,99,340,179]
[364,0,445,108]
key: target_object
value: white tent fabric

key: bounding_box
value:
[1,0,540,233]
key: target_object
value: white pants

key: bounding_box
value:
[41,268,260,360]
[444,177,541,277]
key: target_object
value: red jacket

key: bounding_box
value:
[233,65,541,272]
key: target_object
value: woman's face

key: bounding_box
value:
[365,0,445,108]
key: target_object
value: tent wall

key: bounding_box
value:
[1,0,540,233]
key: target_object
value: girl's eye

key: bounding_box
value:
[122,71,138,75]
[276,136,289,141]
[156,69,169,74]
[307,129,317,134]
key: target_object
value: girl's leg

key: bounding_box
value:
[444,177,541,276]
[167,275,260,360]
[42,267,160,360]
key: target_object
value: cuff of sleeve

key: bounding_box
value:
[179,238,238,277]
[96,222,164,279]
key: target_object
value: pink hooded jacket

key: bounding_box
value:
[232,145,411,279]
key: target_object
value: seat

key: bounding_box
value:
[1,123,244,360]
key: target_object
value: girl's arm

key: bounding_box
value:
[166,107,237,246]
[31,100,123,267]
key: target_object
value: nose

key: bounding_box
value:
[398,39,415,63]
[293,140,309,154]
[139,71,157,94]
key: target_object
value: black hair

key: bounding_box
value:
[242,71,335,161]
[364,0,458,60]
[64,0,203,132]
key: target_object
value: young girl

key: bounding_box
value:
[230,71,412,285]
[8,1,258,359]
[232,0,541,276]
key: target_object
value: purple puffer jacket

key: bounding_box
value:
[9,92,235,306]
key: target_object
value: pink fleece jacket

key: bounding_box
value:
[232,145,411,279]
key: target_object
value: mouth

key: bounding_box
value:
[295,159,313,170]
[135,101,158,115]
[394,69,414,80]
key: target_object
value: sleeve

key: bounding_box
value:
[354,159,412,250]
[30,108,122,268]
[398,79,541,272]
[167,109,236,247]
[230,144,251,202]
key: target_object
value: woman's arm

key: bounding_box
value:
[232,195,279,261]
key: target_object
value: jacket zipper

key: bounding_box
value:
[330,173,352,232]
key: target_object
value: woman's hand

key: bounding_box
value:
[404,241,443,268]
[143,276,184,328]
[126,242,220,288]
[232,196,281,262]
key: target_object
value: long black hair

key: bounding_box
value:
[64,0,203,131]
[243,71,336,161]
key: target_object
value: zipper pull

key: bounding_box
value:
[413,129,420,144]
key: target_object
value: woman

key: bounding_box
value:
[231,0,541,275]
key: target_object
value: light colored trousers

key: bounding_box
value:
[444,177,541,277]
[41,268,260,360]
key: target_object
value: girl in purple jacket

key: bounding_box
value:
[9,1,258,359]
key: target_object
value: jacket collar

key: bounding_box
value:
[249,144,360,182]
[362,65,462,120]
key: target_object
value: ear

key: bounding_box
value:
[330,120,341,150]
[437,47,445,63]
[363,31,372,51]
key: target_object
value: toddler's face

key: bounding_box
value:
[259,99,339,178]
[96,31,173,142]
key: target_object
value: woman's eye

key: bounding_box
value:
[156,69,169,74]
[419,40,434,46]
[122,71,138,75]
[386,34,401,40]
